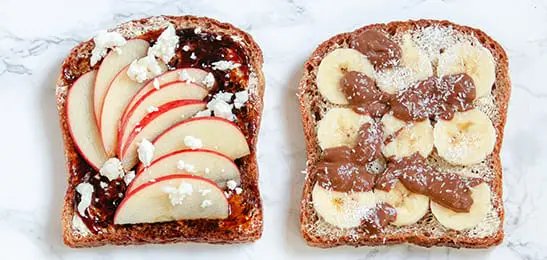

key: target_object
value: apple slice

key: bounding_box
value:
[99,65,144,156]
[93,39,149,124]
[67,71,108,170]
[118,81,208,153]
[114,174,229,225]
[121,68,215,123]
[128,149,241,193]
[120,100,206,170]
[152,117,250,163]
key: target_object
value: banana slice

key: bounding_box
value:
[317,108,373,149]
[431,182,491,230]
[433,109,496,166]
[381,114,434,159]
[374,34,433,94]
[400,34,433,80]
[374,182,429,226]
[317,48,375,104]
[437,42,496,98]
[312,183,376,228]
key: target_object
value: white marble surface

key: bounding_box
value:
[0,0,546,259]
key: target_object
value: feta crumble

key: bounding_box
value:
[226,180,237,190]
[235,187,243,195]
[211,60,241,71]
[124,171,136,185]
[153,78,160,90]
[127,55,165,83]
[201,200,213,208]
[190,52,197,60]
[182,45,190,52]
[99,158,124,181]
[176,160,196,173]
[72,215,91,236]
[194,109,212,117]
[75,182,94,216]
[163,182,193,206]
[137,138,155,167]
[90,31,126,66]
[179,70,194,83]
[147,24,179,63]
[202,72,215,89]
[234,89,249,109]
[184,136,203,149]
[147,106,159,113]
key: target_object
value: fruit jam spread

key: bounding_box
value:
[66,27,256,233]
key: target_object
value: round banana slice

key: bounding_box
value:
[433,109,496,166]
[381,114,434,159]
[431,182,491,231]
[316,48,375,104]
[312,183,376,228]
[374,34,433,94]
[437,42,496,99]
[400,34,433,81]
[374,182,429,226]
[317,108,373,149]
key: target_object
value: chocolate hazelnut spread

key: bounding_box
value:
[316,123,383,192]
[350,30,402,69]
[342,71,391,117]
[390,74,476,122]
[360,203,397,234]
[376,153,482,212]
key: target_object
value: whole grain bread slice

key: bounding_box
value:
[298,19,510,248]
[55,15,265,248]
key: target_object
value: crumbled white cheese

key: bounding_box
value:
[201,200,212,208]
[163,182,193,206]
[234,89,249,109]
[90,30,126,66]
[212,60,241,71]
[184,136,203,149]
[72,215,91,236]
[147,106,159,113]
[215,92,234,102]
[153,78,160,90]
[75,182,94,216]
[194,27,202,35]
[147,24,179,63]
[99,182,108,189]
[137,138,155,167]
[176,160,196,173]
[226,180,237,190]
[99,158,124,181]
[182,45,190,52]
[194,109,212,118]
[200,189,211,196]
[210,100,234,121]
[235,187,243,195]
[127,55,165,83]
[202,72,215,89]
[179,70,194,83]
[231,35,244,44]
[190,52,197,60]
[124,171,136,185]
[216,35,222,40]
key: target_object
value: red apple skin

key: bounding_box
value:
[93,39,149,127]
[117,80,207,154]
[119,99,206,157]
[120,68,214,124]
[129,148,239,191]
[114,174,227,222]
[66,71,107,171]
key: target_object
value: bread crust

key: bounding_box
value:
[298,19,510,248]
[56,15,265,248]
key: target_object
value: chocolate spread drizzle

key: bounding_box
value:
[350,30,402,70]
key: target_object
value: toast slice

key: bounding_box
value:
[55,15,265,248]
[298,20,510,248]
